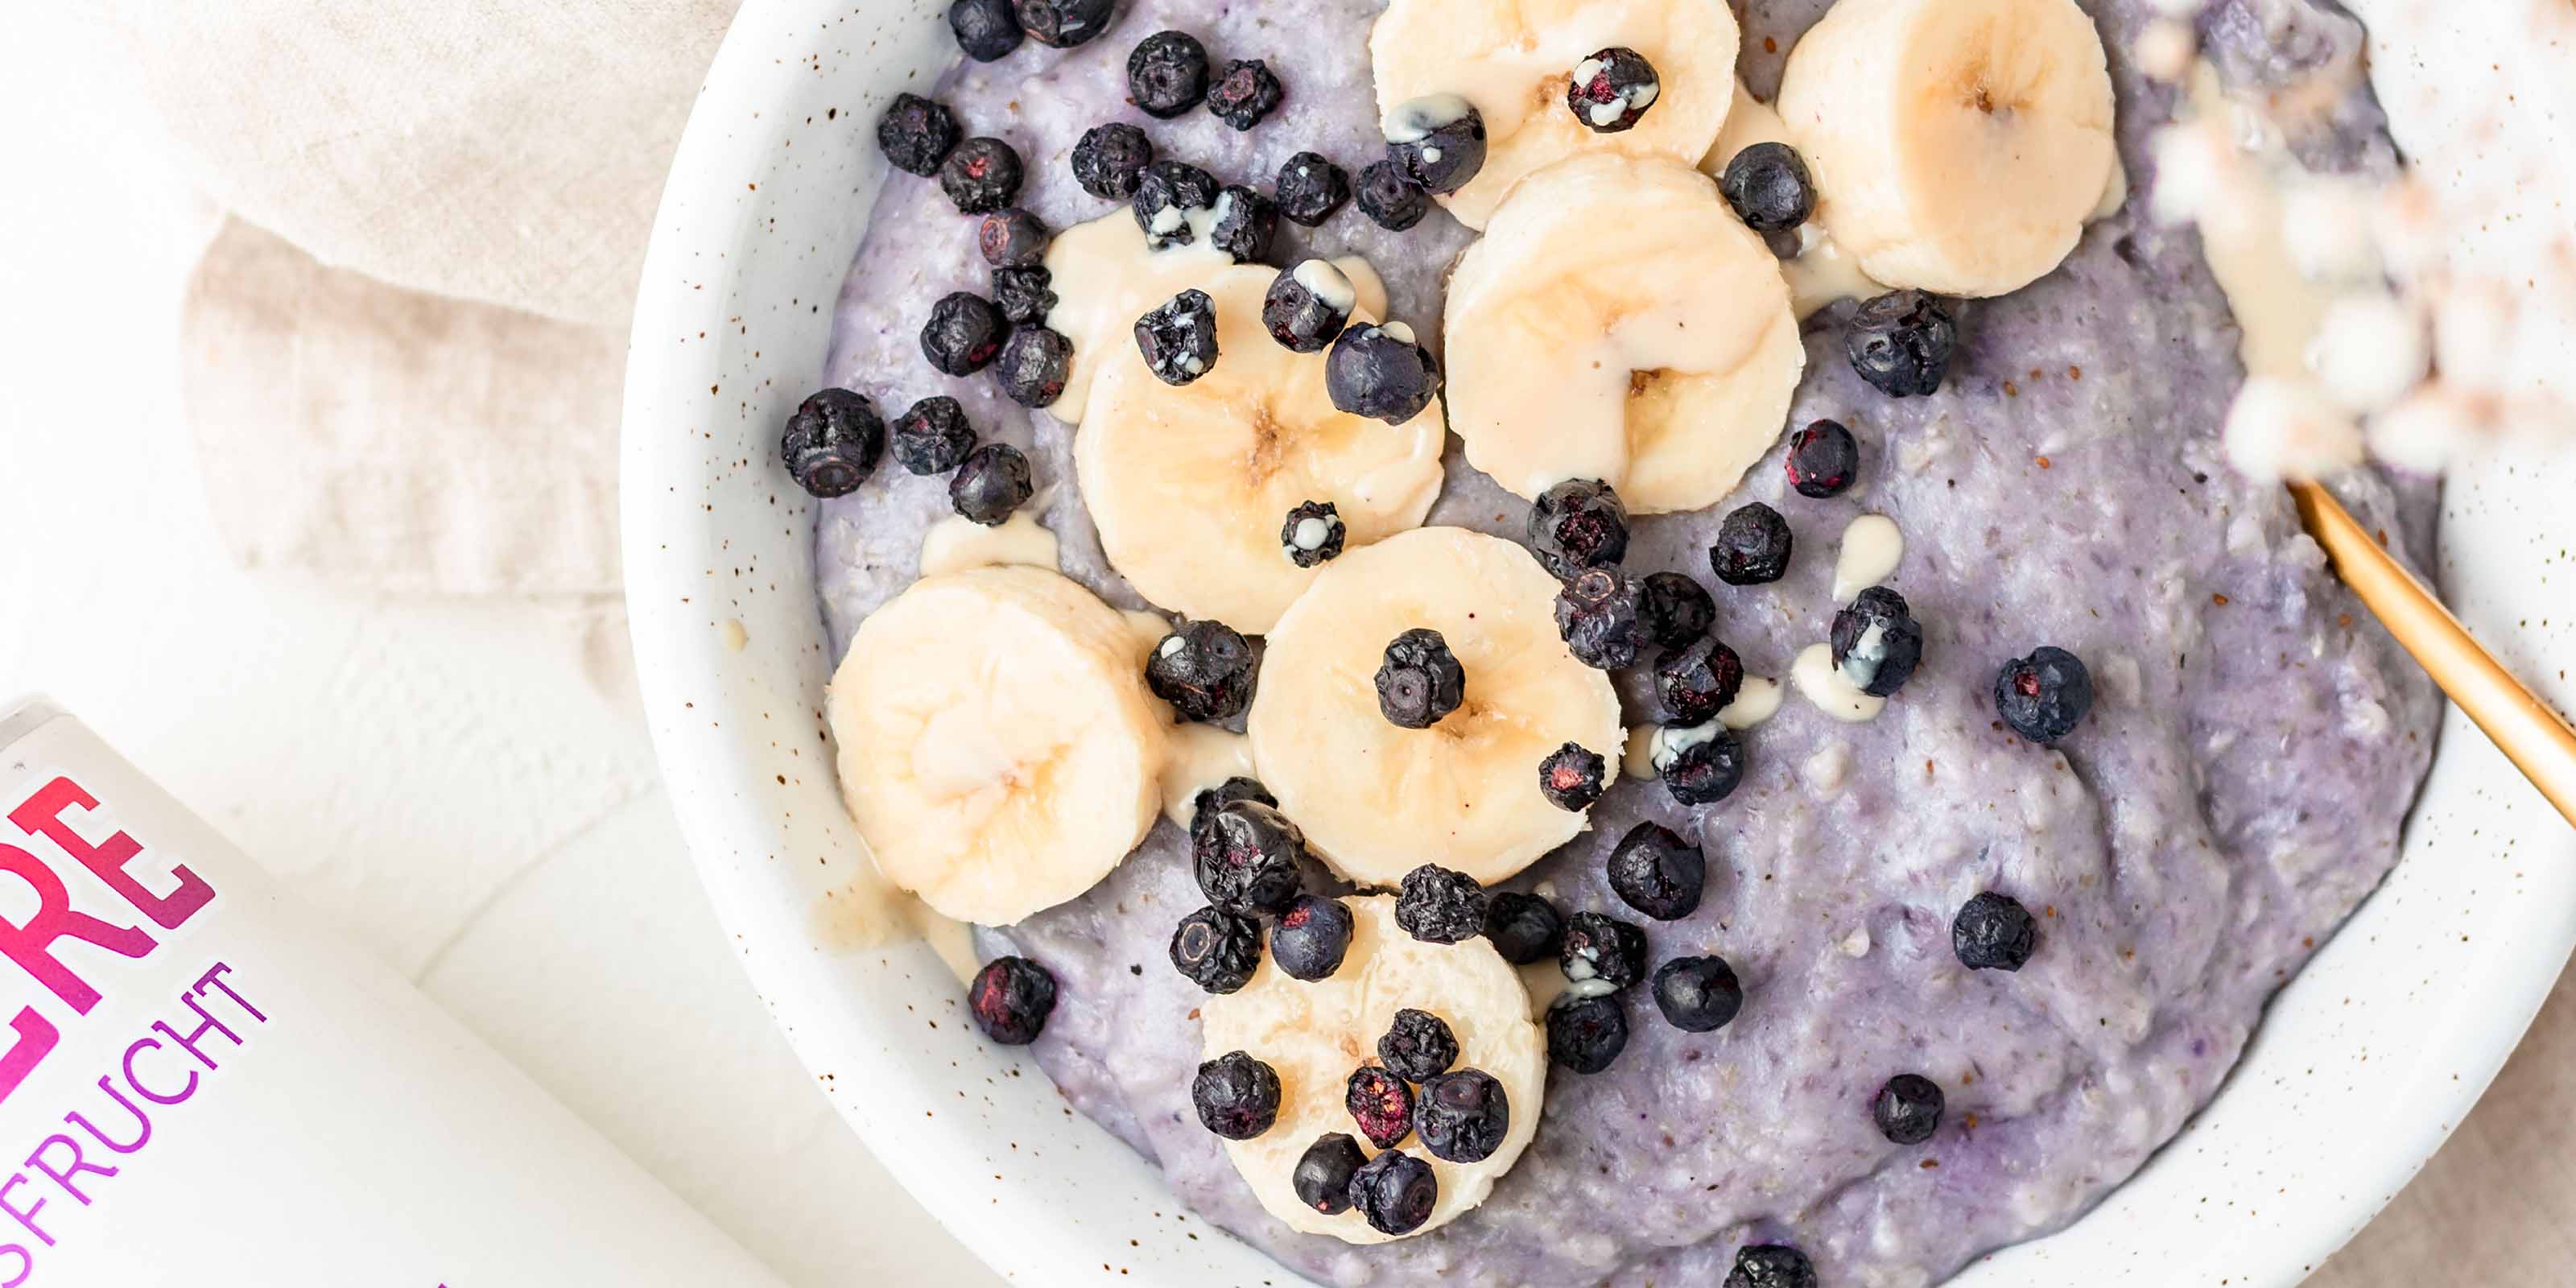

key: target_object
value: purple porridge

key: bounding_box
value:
[809,1,2440,1284]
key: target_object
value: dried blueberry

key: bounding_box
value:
[876,93,959,176]
[1651,955,1742,1032]
[1785,419,1860,497]
[1345,1065,1414,1148]
[1394,864,1488,944]
[1136,287,1221,386]
[1347,1149,1437,1235]
[1953,891,2038,972]
[1326,322,1441,423]
[1830,586,1925,697]
[1293,1133,1366,1215]
[1264,259,1356,353]
[1537,742,1608,811]
[1126,30,1208,118]
[1559,910,1647,991]
[1274,151,1352,225]
[1639,572,1715,648]
[1375,629,1465,729]
[1873,1073,1945,1146]
[1146,617,1258,723]
[1132,159,1220,250]
[1554,568,1649,670]
[977,208,1052,267]
[939,136,1025,214]
[1170,905,1263,993]
[1192,799,1306,916]
[1071,122,1153,200]
[1188,775,1277,848]
[1010,0,1113,49]
[1208,184,1278,262]
[1653,635,1744,726]
[1567,47,1660,133]
[1545,993,1629,1074]
[1281,500,1346,568]
[920,291,1006,376]
[1659,726,1745,806]
[1416,1069,1509,1164]
[949,0,1023,62]
[967,955,1056,1044]
[1484,892,1565,965]
[1377,1009,1459,1083]
[991,265,1058,324]
[1606,822,1705,921]
[1719,142,1816,233]
[1385,94,1486,195]
[890,396,976,476]
[781,388,884,498]
[993,325,1074,407]
[1207,59,1284,130]
[1725,1245,1818,1288]
[1710,502,1794,586]
[1847,289,1959,398]
[1996,646,2095,744]
[948,441,1033,525]
[1194,1049,1282,1138]
[1355,159,1430,231]
[1271,894,1354,982]
[1527,478,1630,580]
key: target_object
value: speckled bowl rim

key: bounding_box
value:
[619,2,2576,1283]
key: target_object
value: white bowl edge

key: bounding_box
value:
[618,1,2576,1283]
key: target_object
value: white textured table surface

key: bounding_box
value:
[0,23,999,1288]
[4,16,2567,1288]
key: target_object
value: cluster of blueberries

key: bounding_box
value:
[1202,1005,1515,1239]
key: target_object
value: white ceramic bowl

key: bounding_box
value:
[620,2,2576,1282]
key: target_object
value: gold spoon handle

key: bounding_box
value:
[2289,480,2576,828]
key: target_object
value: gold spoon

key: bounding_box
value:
[2289,480,2576,828]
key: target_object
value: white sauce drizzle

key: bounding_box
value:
[1791,642,1886,723]
[1831,514,1904,603]
[1292,258,1360,312]
[1384,93,1474,143]
[1717,675,1784,730]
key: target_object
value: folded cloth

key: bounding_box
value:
[182,218,627,597]
[89,0,737,327]
[81,0,737,595]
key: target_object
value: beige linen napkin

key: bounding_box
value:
[82,0,737,595]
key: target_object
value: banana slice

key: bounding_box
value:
[1443,154,1805,514]
[1247,527,1622,886]
[1776,0,2116,298]
[1202,894,1546,1244]
[1077,261,1445,633]
[827,565,1167,925]
[1370,0,1740,229]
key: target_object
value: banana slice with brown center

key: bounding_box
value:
[1247,527,1622,887]
[1369,0,1741,229]
[1777,0,2116,298]
[827,565,1167,925]
[1076,261,1444,633]
[1202,894,1546,1244]
[1444,153,1805,514]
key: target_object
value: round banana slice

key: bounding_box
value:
[1202,894,1545,1244]
[1248,527,1622,886]
[1370,0,1740,230]
[1077,262,1446,633]
[1777,0,2116,298]
[1443,154,1806,514]
[827,565,1167,926]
